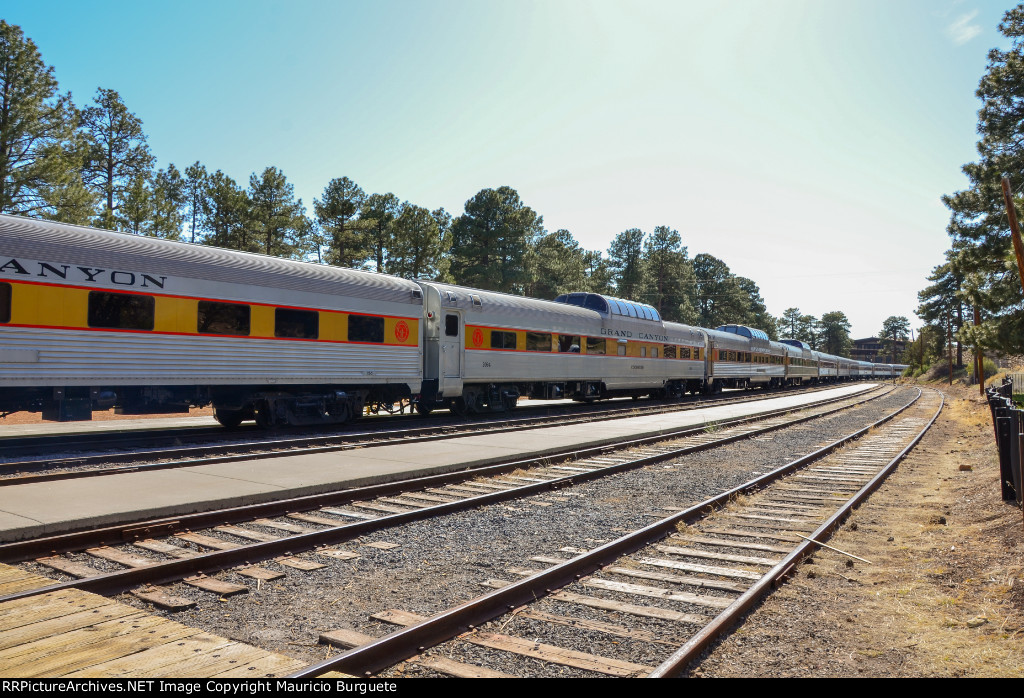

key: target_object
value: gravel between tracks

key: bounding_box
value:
[103,386,917,677]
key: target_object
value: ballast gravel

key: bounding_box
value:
[101,386,915,677]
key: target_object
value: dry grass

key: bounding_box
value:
[724,492,751,510]
[694,382,1024,677]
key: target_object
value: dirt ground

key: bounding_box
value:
[692,379,1024,677]
[0,405,214,425]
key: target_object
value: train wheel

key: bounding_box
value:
[334,402,352,424]
[214,408,245,428]
[254,402,278,429]
[415,402,433,416]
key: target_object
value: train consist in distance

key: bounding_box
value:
[0,215,907,427]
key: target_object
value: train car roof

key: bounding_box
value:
[716,324,769,342]
[0,214,422,304]
[554,292,663,322]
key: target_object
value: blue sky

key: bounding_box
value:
[2,0,1011,338]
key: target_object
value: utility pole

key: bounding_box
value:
[1000,176,1024,297]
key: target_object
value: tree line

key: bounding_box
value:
[0,19,864,349]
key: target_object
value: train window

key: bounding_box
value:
[584,295,608,313]
[445,314,459,337]
[526,332,552,352]
[87,291,154,330]
[663,345,676,359]
[198,301,250,336]
[346,314,381,343]
[640,346,647,358]
[558,335,581,353]
[678,346,689,359]
[0,282,9,323]
[617,343,626,356]
[491,331,517,350]
[652,347,658,358]
[277,308,319,339]
[586,337,606,355]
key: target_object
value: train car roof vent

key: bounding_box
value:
[445,291,458,302]
[411,289,423,300]
[470,294,482,307]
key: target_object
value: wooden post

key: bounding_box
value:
[947,307,953,385]
[975,305,984,395]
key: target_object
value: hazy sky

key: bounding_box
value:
[2,0,1011,337]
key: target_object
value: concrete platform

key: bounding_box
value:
[0,384,876,543]
[0,414,220,440]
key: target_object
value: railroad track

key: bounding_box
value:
[287,387,942,678]
[0,382,862,485]
[0,384,896,609]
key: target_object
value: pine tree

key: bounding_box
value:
[360,192,400,273]
[880,315,910,363]
[691,253,748,329]
[202,170,250,251]
[940,5,1024,352]
[387,202,448,280]
[526,229,588,300]
[640,225,693,322]
[582,250,614,295]
[0,21,91,220]
[314,176,366,268]
[818,311,853,356]
[80,88,154,228]
[183,162,209,243]
[917,254,966,365]
[607,228,645,300]
[780,308,802,338]
[247,167,305,258]
[150,164,184,239]
[450,186,543,293]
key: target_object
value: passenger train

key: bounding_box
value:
[0,214,907,427]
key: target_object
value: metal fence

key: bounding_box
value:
[986,378,1024,507]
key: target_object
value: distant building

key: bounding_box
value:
[853,336,906,363]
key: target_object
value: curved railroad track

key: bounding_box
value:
[286,387,942,678]
[0,385,899,610]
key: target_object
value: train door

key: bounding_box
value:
[441,310,464,394]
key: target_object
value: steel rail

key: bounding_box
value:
[0,385,893,604]
[0,385,885,556]
[646,387,943,677]
[0,383,849,482]
[286,388,924,678]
